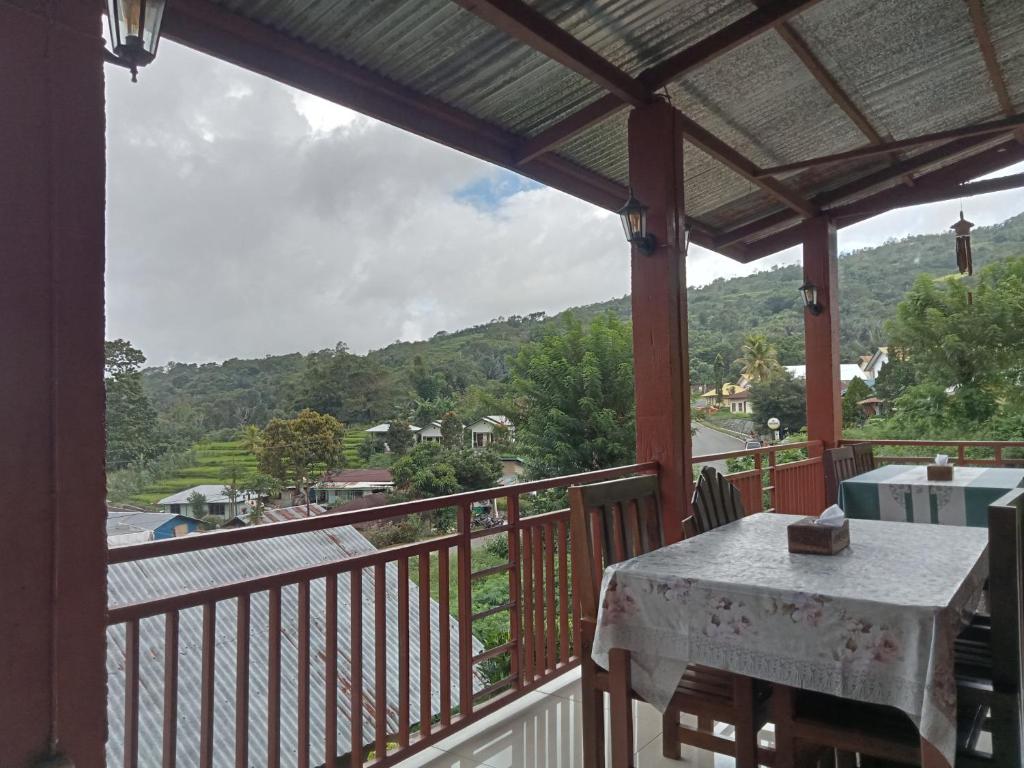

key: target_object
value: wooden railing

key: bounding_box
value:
[692,440,826,517]
[106,462,656,768]
[841,438,1024,468]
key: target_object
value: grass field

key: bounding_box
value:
[130,440,260,505]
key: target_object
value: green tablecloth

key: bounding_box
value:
[839,464,1024,527]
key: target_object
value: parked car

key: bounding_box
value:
[744,439,763,450]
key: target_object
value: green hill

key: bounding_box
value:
[140,211,1024,431]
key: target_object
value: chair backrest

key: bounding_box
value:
[568,475,665,634]
[691,465,746,533]
[852,443,875,474]
[986,489,1024,764]
[823,445,857,505]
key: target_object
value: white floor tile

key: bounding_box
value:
[393,746,485,768]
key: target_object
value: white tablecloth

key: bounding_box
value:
[591,513,988,765]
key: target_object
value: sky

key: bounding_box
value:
[105,40,1024,367]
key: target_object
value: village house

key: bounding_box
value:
[310,469,395,505]
[156,484,256,519]
[365,421,421,452]
[106,509,201,546]
[468,415,514,449]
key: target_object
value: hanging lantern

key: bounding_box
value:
[106,0,167,82]
[951,211,974,276]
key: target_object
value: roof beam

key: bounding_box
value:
[513,0,823,163]
[159,0,745,259]
[677,115,817,218]
[831,171,1024,219]
[715,134,999,247]
[450,0,649,108]
[736,139,1024,260]
[756,113,1024,176]
[965,0,1023,143]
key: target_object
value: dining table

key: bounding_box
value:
[591,512,989,768]
[839,463,1024,527]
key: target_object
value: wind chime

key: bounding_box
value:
[951,209,975,303]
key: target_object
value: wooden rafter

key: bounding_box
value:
[450,0,649,108]
[832,171,1024,219]
[736,140,1024,260]
[158,0,744,258]
[715,134,999,248]
[512,0,823,163]
[756,113,1024,177]
[966,0,1023,143]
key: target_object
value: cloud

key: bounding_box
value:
[105,41,1024,366]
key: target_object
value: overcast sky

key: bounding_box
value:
[105,40,1024,367]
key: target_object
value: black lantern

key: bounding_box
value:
[799,282,822,315]
[106,0,166,82]
[617,187,656,255]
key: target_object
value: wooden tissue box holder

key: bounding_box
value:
[787,517,850,555]
[927,464,953,481]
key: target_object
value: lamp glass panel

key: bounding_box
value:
[141,0,166,54]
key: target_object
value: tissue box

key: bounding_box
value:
[927,464,953,481]
[787,517,850,555]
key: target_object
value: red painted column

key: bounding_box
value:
[628,100,691,542]
[802,216,842,451]
[0,2,107,766]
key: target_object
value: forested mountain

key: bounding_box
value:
[142,211,1024,435]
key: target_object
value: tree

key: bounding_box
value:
[509,313,635,477]
[440,411,464,449]
[842,377,873,426]
[873,352,916,404]
[386,418,416,456]
[187,490,207,519]
[357,433,380,462]
[243,473,280,524]
[258,409,345,505]
[221,461,246,518]
[105,339,162,469]
[712,353,726,406]
[240,424,263,455]
[749,371,806,434]
[737,333,779,384]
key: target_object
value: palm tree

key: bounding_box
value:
[240,424,263,456]
[738,334,779,384]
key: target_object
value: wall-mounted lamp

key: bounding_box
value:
[617,187,656,255]
[106,0,167,82]
[799,282,823,316]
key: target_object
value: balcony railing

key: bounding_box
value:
[841,438,1024,467]
[106,462,657,768]
[692,440,827,517]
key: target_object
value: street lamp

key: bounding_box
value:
[106,0,167,82]
[767,417,781,444]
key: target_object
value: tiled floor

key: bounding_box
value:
[392,669,752,768]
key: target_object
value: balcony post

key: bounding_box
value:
[627,100,691,541]
[802,216,842,452]
[0,2,107,765]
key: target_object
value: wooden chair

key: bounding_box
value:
[691,465,747,533]
[852,443,876,475]
[772,489,1024,767]
[569,475,771,768]
[823,446,858,506]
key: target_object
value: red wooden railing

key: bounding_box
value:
[841,438,1024,468]
[692,440,826,517]
[106,462,656,768]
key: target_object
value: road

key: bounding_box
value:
[691,422,745,473]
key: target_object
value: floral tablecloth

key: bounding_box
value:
[591,513,988,765]
[839,464,1024,527]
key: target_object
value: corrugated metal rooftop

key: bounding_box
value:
[162,0,1024,261]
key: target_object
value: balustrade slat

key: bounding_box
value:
[398,557,410,747]
[374,562,387,760]
[521,526,534,683]
[200,603,216,768]
[545,523,557,671]
[298,581,311,768]
[558,519,570,665]
[506,495,522,688]
[235,595,249,768]
[350,570,364,768]
[162,611,178,768]
[533,521,545,675]
[457,502,474,716]
[124,618,140,768]
[418,553,432,739]
[438,547,451,726]
[268,587,282,768]
[325,575,337,768]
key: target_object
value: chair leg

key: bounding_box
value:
[580,658,606,768]
[732,675,758,768]
[661,706,681,760]
[608,648,635,768]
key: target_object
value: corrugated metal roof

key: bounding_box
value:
[156,483,257,506]
[107,510,191,533]
[191,0,1024,255]
[107,524,483,767]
